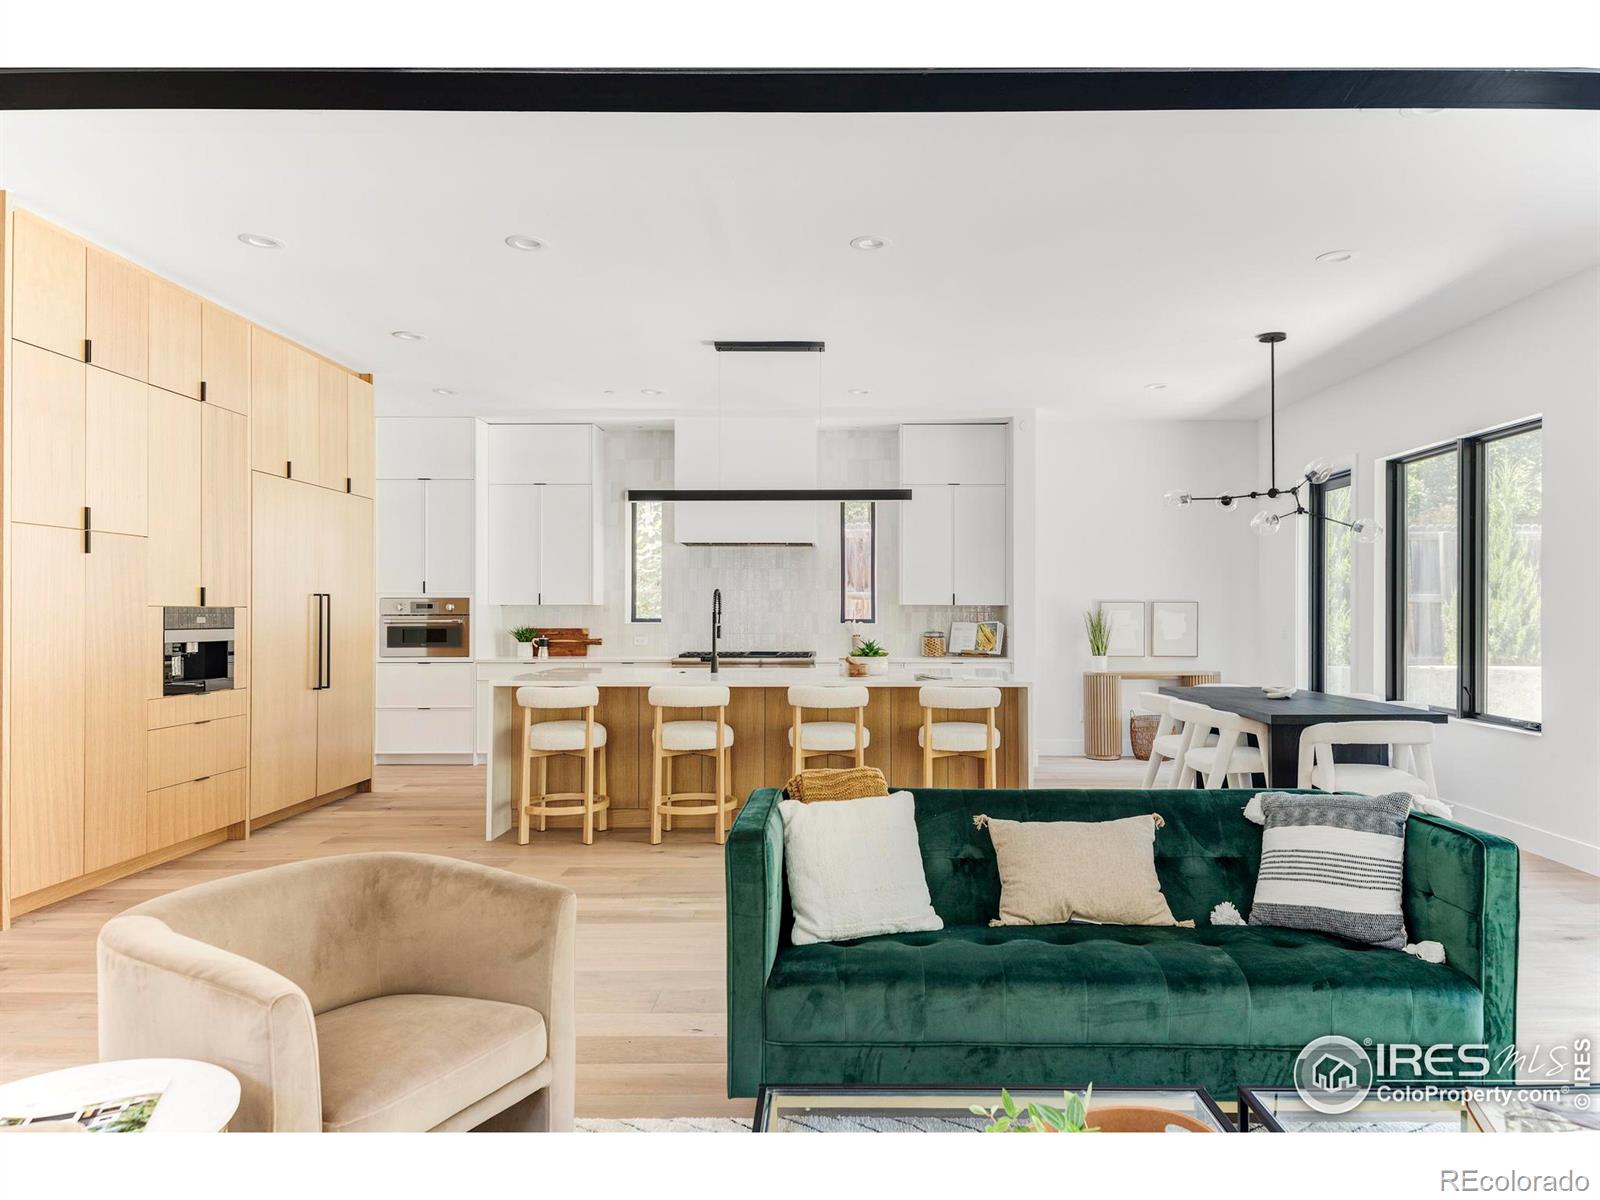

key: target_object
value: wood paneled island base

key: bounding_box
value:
[484,672,1030,840]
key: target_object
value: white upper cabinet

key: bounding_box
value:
[422,479,475,595]
[537,484,602,604]
[899,487,955,605]
[376,417,476,479]
[898,423,1009,606]
[484,425,603,606]
[487,484,542,604]
[376,477,473,596]
[952,485,1008,605]
[899,423,1007,487]
[488,424,594,484]
[486,482,602,606]
[376,479,425,594]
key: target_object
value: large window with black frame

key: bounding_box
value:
[1308,470,1354,694]
[1386,420,1542,729]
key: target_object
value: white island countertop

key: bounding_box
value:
[485,663,1029,689]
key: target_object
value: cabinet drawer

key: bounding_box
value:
[376,662,476,709]
[147,768,246,851]
[148,689,248,730]
[376,707,475,754]
[147,714,247,790]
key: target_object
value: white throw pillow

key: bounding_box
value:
[779,791,944,946]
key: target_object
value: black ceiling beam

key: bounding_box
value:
[0,69,1595,113]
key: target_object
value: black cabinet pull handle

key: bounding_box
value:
[199,585,207,606]
[286,460,294,479]
[84,338,93,363]
[312,593,326,690]
[84,506,92,554]
[323,593,333,690]
[199,380,207,402]
[193,775,211,783]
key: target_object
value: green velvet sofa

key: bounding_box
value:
[726,787,1519,1098]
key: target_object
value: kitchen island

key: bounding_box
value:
[482,664,1031,839]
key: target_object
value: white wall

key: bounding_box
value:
[1255,267,1600,872]
[1033,417,1263,754]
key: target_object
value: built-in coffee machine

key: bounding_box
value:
[162,607,237,695]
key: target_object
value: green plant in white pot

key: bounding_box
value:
[845,638,889,677]
[1083,609,1111,672]
[511,626,538,661]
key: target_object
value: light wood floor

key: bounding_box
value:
[0,759,1594,1118]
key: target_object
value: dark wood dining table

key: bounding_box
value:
[1159,685,1448,789]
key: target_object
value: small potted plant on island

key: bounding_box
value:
[844,638,889,677]
[1083,609,1110,672]
[511,626,538,661]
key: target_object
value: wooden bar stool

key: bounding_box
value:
[648,684,737,845]
[786,684,870,775]
[516,684,609,846]
[917,685,1002,788]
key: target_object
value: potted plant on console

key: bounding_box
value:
[1083,609,1110,673]
[511,625,538,661]
[844,639,889,678]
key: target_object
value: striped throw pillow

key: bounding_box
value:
[1247,791,1412,950]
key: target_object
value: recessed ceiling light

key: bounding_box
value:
[504,235,545,252]
[432,388,456,397]
[1398,107,1443,116]
[1144,383,1169,391]
[847,388,870,396]
[640,388,662,396]
[237,232,284,250]
[602,389,615,395]
[849,235,887,251]
[390,330,426,341]
[1315,249,1356,264]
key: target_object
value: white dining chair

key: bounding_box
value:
[1297,721,1439,799]
[1137,692,1217,788]
[1171,698,1273,789]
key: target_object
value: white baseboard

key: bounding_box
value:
[1037,738,1085,757]
[1448,802,1600,876]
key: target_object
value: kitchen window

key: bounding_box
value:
[840,501,876,622]
[1308,470,1353,694]
[1385,420,1542,729]
[630,500,663,623]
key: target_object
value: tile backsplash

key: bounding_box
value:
[490,427,1005,659]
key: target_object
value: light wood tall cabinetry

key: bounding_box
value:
[250,474,375,820]
[2,201,374,925]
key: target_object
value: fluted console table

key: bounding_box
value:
[1083,669,1221,760]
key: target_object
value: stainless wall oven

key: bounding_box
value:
[379,597,471,658]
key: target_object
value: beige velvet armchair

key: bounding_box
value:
[97,852,575,1132]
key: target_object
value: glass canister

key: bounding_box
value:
[922,629,948,657]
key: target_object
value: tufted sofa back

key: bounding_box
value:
[907,787,1265,927]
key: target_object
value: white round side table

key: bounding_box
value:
[0,1059,240,1132]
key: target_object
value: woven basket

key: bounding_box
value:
[1129,713,1160,761]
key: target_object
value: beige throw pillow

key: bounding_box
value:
[975,813,1190,928]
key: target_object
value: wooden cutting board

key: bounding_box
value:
[532,628,603,657]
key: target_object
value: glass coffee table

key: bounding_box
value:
[1238,1086,1600,1133]
[754,1085,1231,1132]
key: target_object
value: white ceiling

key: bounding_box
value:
[1,106,1595,423]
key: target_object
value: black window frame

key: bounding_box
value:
[839,500,877,624]
[1385,419,1542,732]
[1307,469,1352,692]
[628,499,662,624]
